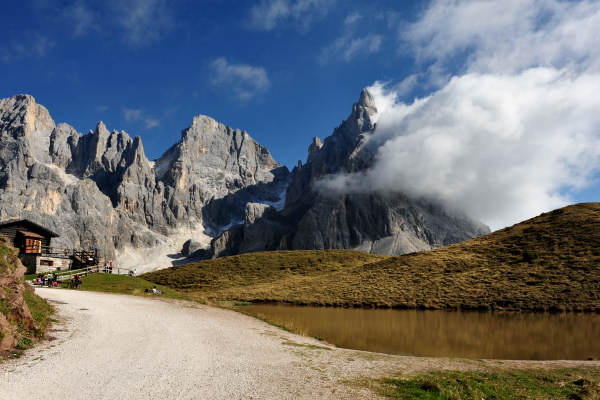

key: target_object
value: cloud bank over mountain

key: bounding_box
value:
[318,0,600,229]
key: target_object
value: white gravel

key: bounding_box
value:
[0,289,382,399]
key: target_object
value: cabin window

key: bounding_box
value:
[40,259,54,266]
[25,238,42,254]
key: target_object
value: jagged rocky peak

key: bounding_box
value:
[290,87,378,193]
[155,113,284,194]
[307,136,323,162]
[0,94,55,164]
[0,94,55,137]
[209,86,490,258]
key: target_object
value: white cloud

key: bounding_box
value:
[321,33,382,63]
[62,0,96,36]
[0,34,54,63]
[123,108,143,122]
[111,0,174,46]
[344,12,361,25]
[247,0,335,31]
[317,0,600,229]
[209,58,270,101]
[57,0,174,46]
[144,118,160,129]
[405,0,600,78]
[123,108,160,129]
[343,35,382,61]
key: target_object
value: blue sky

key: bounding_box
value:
[0,0,422,167]
[2,0,600,228]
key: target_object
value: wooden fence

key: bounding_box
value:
[30,265,136,285]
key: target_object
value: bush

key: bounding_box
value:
[523,249,539,262]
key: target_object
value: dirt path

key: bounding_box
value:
[1,289,598,399]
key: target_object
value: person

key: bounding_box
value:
[47,272,52,287]
[109,261,113,274]
[151,286,162,295]
[75,274,81,289]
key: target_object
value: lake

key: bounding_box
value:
[238,304,600,360]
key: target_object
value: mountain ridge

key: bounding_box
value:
[0,93,286,270]
[0,90,488,272]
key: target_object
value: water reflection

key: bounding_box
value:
[239,305,600,360]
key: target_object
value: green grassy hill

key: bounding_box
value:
[144,203,600,311]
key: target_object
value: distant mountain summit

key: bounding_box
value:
[0,90,488,271]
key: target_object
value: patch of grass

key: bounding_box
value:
[0,298,9,319]
[281,340,332,351]
[371,368,600,400]
[230,306,292,333]
[0,237,18,275]
[74,273,205,304]
[15,336,33,350]
[143,203,600,311]
[22,288,55,338]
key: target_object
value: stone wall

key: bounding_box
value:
[20,254,71,274]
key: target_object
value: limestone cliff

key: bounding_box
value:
[0,91,488,270]
[0,94,287,269]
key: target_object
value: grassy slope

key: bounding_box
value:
[75,273,205,303]
[144,250,386,305]
[370,368,600,400]
[143,203,600,311]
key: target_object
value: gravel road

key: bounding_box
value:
[0,289,384,399]
[2,289,598,400]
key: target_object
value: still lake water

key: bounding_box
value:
[239,305,600,360]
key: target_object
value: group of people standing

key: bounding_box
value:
[33,272,82,288]
[34,273,58,287]
[103,260,114,273]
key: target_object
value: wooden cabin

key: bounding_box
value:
[0,219,71,274]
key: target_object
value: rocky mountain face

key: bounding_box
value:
[0,91,488,271]
[209,89,490,257]
[0,94,286,269]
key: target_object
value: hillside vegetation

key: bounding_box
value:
[144,203,600,311]
[0,236,53,359]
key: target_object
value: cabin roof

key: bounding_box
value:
[0,219,60,238]
[18,230,46,239]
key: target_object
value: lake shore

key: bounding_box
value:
[1,288,599,399]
